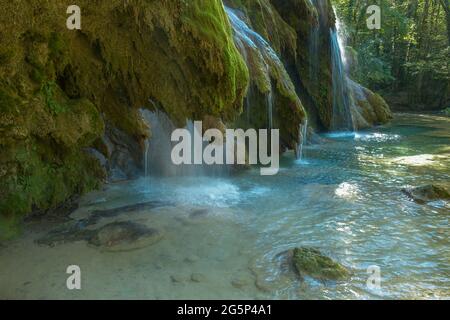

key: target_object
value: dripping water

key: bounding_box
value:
[296,119,308,160]
[140,109,228,178]
[144,139,149,176]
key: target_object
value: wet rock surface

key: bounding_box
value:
[88,221,163,252]
[280,247,350,281]
[402,184,450,204]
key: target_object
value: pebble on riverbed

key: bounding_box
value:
[230,277,250,289]
[190,273,206,283]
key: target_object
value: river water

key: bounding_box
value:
[0,113,448,299]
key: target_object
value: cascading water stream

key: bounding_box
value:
[225,6,281,128]
[296,119,308,160]
[144,139,149,176]
[329,9,354,133]
[140,109,228,178]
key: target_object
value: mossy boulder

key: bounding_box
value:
[348,79,392,129]
[291,247,350,281]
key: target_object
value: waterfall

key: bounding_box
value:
[225,6,283,128]
[141,109,180,177]
[329,9,354,132]
[140,109,228,177]
[144,139,149,176]
[296,119,308,160]
[334,10,348,70]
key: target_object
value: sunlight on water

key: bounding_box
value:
[354,132,401,142]
[0,114,449,300]
[392,154,436,166]
[334,182,360,200]
[323,131,356,139]
[141,177,242,208]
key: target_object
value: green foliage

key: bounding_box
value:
[443,107,450,115]
[333,0,450,107]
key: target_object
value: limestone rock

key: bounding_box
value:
[290,247,349,281]
[402,184,450,204]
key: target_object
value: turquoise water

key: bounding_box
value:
[0,113,449,299]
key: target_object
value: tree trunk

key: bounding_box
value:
[440,0,450,45]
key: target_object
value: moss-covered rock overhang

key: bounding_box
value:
[0,0,249,228]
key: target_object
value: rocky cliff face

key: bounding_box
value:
[0,0,391,234]
[226,0,391,131]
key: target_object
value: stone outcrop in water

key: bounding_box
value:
[402,184,450,204]
[348,79,393,129]
[290,247,350,281]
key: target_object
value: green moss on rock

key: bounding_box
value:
[292,247,350,281]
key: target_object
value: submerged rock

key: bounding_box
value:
[83,200,173,226]
[170,275,186,283]
[88,221,163,252]
[290,247,349,281]
[189,209,209,220]
[37,220,163,252]
[231,277,250,289]
[35,221,91,247]
[402,184,450,204]
[190,273,207,283]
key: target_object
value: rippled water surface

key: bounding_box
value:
[1,113,449,299]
